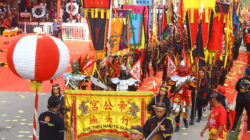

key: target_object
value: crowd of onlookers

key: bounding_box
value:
[0,8,18,34]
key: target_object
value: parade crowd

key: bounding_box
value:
[37,23,250,140]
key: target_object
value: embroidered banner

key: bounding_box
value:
[88,18,107,51]
[64,90,154,139]
[123,5,146,47]
[110,10,129,53]
[83,0,111,8]
[109,18,123,53]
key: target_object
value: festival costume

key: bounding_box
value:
[143,103,174,140]
[167,64,196,131]
[148,94,171,116]
[63,61,88,90]
[111,70,139,91]
[190,77,209,123]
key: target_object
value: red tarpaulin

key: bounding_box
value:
[207,16,224,53]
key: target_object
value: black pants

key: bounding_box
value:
[152,60,158,76]
[190,97,206,119]
[162,66,167,82]
[175,111,187,124]
[142,64,150,78]
[232,94,250,130]
[53,30,59,38]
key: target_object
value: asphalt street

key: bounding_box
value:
[0,91,210,140]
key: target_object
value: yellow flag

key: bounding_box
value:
[64,90,154,139]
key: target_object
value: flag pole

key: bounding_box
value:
[106,0,114,57]
[32,82,39,140]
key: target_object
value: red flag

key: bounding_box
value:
[166,54,177,76]
[129,58,141,81]
[207,16,224,53]
[82,57,96,71]
[106,59,120,78]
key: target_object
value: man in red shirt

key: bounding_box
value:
[200,92,227,140]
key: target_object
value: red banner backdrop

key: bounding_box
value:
[83,0,111,8]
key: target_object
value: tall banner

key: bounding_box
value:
[110,10,129,54]
[207,14,225,53]
[187,9,211,48]
[64,90,154,139]
[83,0,111,8]
[123,5,147,49]
[89,18,107,51]
[84,8,110,58]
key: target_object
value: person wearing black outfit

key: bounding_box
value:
[130,125,145,140]
[91,59,106,90]
[231,67,250,132]
[152,46,159,76]
[144,102,174,140]
[190,70,209,125]
[39,96,65,140]
[51,83,65,117]
[148,85,171,116]
[142,49,151,80]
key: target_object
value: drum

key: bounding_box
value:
[149,132,164,140]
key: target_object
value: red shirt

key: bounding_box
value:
[208,104,227,140]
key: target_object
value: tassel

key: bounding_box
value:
[205,8,209,23]
[106,9,110,19]
[95,8,99,18]
[84,9,88,18]
[91,8,94,18]
[190,9,194,23]
[101,9,104,19]
[30,81,42,92]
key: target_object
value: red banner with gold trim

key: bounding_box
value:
[83,0,111,8]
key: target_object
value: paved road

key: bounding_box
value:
[0,91,49,140]
[0,91,210,140]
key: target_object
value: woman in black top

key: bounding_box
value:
[148,84,171,116]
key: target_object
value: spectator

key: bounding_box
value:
[200,92,227,140]
[11,9,18,27]
[52,18,60,38]
[2,15,12,29]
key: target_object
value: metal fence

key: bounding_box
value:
[18,21,90,41]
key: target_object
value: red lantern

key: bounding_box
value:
[7,34,70,82]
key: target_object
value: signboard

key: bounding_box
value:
[64,90,154,139]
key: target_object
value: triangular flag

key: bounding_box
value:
[129,58,141,81]
[167,55,177,76]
